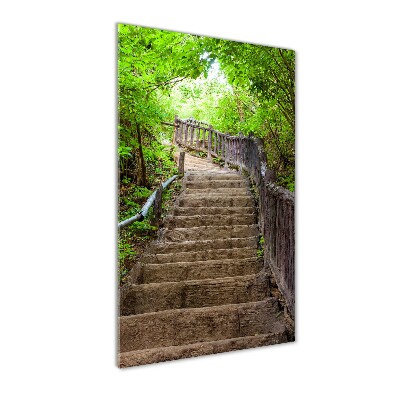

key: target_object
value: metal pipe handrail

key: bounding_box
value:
[118,175,178,229]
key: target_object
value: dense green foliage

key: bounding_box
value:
[167,40,295,189]
[118,24,295,189]
[118,24,208,186]
[207,39,295,189]
[117,24,295,282]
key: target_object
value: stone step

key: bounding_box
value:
[120,273,269,315]
[186,164,218,169]
[137,257,263,284]
[178,195,254,208]
[185,188,250,197]
[163,224,259,242]
[185,180,248,189]
[149,237,259,256]
[144,246,258,263]
[183,155,209,162]
[185,167,219,173]
[165,213,256,228]
[119,298,285,353]
[186,173,243,181]
[185,160,214,166]
[184,158,216,164]
[187,169,233,174]
[119,331,288,367]
[186,167,222,172]
[173,206,255,216]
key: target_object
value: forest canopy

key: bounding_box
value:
[118,24,295,191]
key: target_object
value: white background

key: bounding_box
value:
[1,1,399,399]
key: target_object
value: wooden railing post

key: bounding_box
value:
[189,123,194,147]
[152,183,163,226]
[178,151,185,176]
[207,125,212,160]
[224,136,229,167]
[221,135,225,162]
[196,126,200,149]
[173,115,178,144]
[184,121,188,145]
[238,132,244,171]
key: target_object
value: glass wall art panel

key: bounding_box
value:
[117,23,295,368]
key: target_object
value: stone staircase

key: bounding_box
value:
[118,152,290,367]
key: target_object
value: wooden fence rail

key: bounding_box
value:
[174,116,295,317]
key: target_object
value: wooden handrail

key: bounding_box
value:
[173,116,295,317]
[161,121,177,127]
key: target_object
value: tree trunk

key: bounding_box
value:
[135,123,147,187]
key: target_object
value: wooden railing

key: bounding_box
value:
[174,116,295,317]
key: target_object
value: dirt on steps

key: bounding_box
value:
[118,150,293,367]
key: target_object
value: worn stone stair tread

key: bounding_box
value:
[154,236,258,255]
[187,170,235,174]
[179,196,254,208]
[185,162,218,166]
[120,273,269,315]
[147,246,258,263]
[183,157,212,163]
[186,162,218,167]
[184,190,250,196]
[173,206,255,216]
[148,244,257,264]
[137,257,263,283]
[163,224,259,242]
[119,298,285,353]
[183,188,251,196]
[186,180,248,189]
[185,190,251,198]
[186,168,222,172]
[186,164,219,167]
[119,331,288,367]
[186,164,220,168]
[136,271,265,287]
[186,178,248,184]
[165,213,256,228]
[181,193,251,197]
[186,174,243,181]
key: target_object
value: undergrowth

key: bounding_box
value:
[118,141,181,285]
